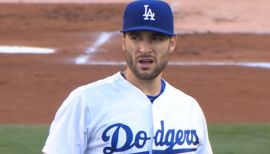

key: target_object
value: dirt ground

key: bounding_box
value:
[0,3,270,124]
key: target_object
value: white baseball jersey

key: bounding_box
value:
[42,72,212,154]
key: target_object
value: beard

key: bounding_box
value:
[124,51,169,80]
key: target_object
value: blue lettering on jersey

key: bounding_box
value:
[102,123,151,154]
[101,121,199,154]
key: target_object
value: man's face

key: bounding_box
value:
[122,31,176,80]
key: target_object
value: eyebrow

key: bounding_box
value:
[127,31,140,36]
[152,33,168,37]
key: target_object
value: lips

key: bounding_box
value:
[137,56,155,70]
[138,56,155,64]
[138,58,154,64]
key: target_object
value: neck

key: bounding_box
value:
[123,69,162,96]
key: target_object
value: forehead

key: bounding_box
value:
[125,30,169,37]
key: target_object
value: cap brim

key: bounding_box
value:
[121,26,175,37]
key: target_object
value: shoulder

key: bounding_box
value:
[164,81,203,112]
[72,72,123,96]
[165,81,196,102]
[55,72,123,114]
[64,72,127,108]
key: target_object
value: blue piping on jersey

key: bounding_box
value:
[147,79,165,103]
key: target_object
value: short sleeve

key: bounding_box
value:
[42,88,91,154]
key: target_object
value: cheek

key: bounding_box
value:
[160,52,170,62]
[124,43,139,58]
[125,40,137,49]
[157,48,171,61]
[155,42,170,51]
[156,44,171,55]
[124,47,136,63]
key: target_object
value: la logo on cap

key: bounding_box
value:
[143,5,155,21]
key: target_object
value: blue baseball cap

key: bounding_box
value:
[121,0,175,37]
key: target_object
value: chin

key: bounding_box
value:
[136,71,160,80]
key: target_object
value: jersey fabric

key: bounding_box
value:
[42,72,212,154]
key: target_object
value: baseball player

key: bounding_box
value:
[42,0,213,154]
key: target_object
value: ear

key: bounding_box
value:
[168,36,177,54]
[122,33,126,51]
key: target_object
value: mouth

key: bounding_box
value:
[137,57,155,70]
[138,58,154,64]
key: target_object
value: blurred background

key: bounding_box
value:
[0,0,269,153]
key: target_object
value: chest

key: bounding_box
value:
[86,97,202,153]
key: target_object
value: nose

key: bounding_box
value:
[138,40,153,54]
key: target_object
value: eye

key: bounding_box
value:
[152,36,164,41]
[126,32,142,41]
[130,35,141,41]
[152,35,168,41]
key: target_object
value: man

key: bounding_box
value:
[42,0,213,153]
